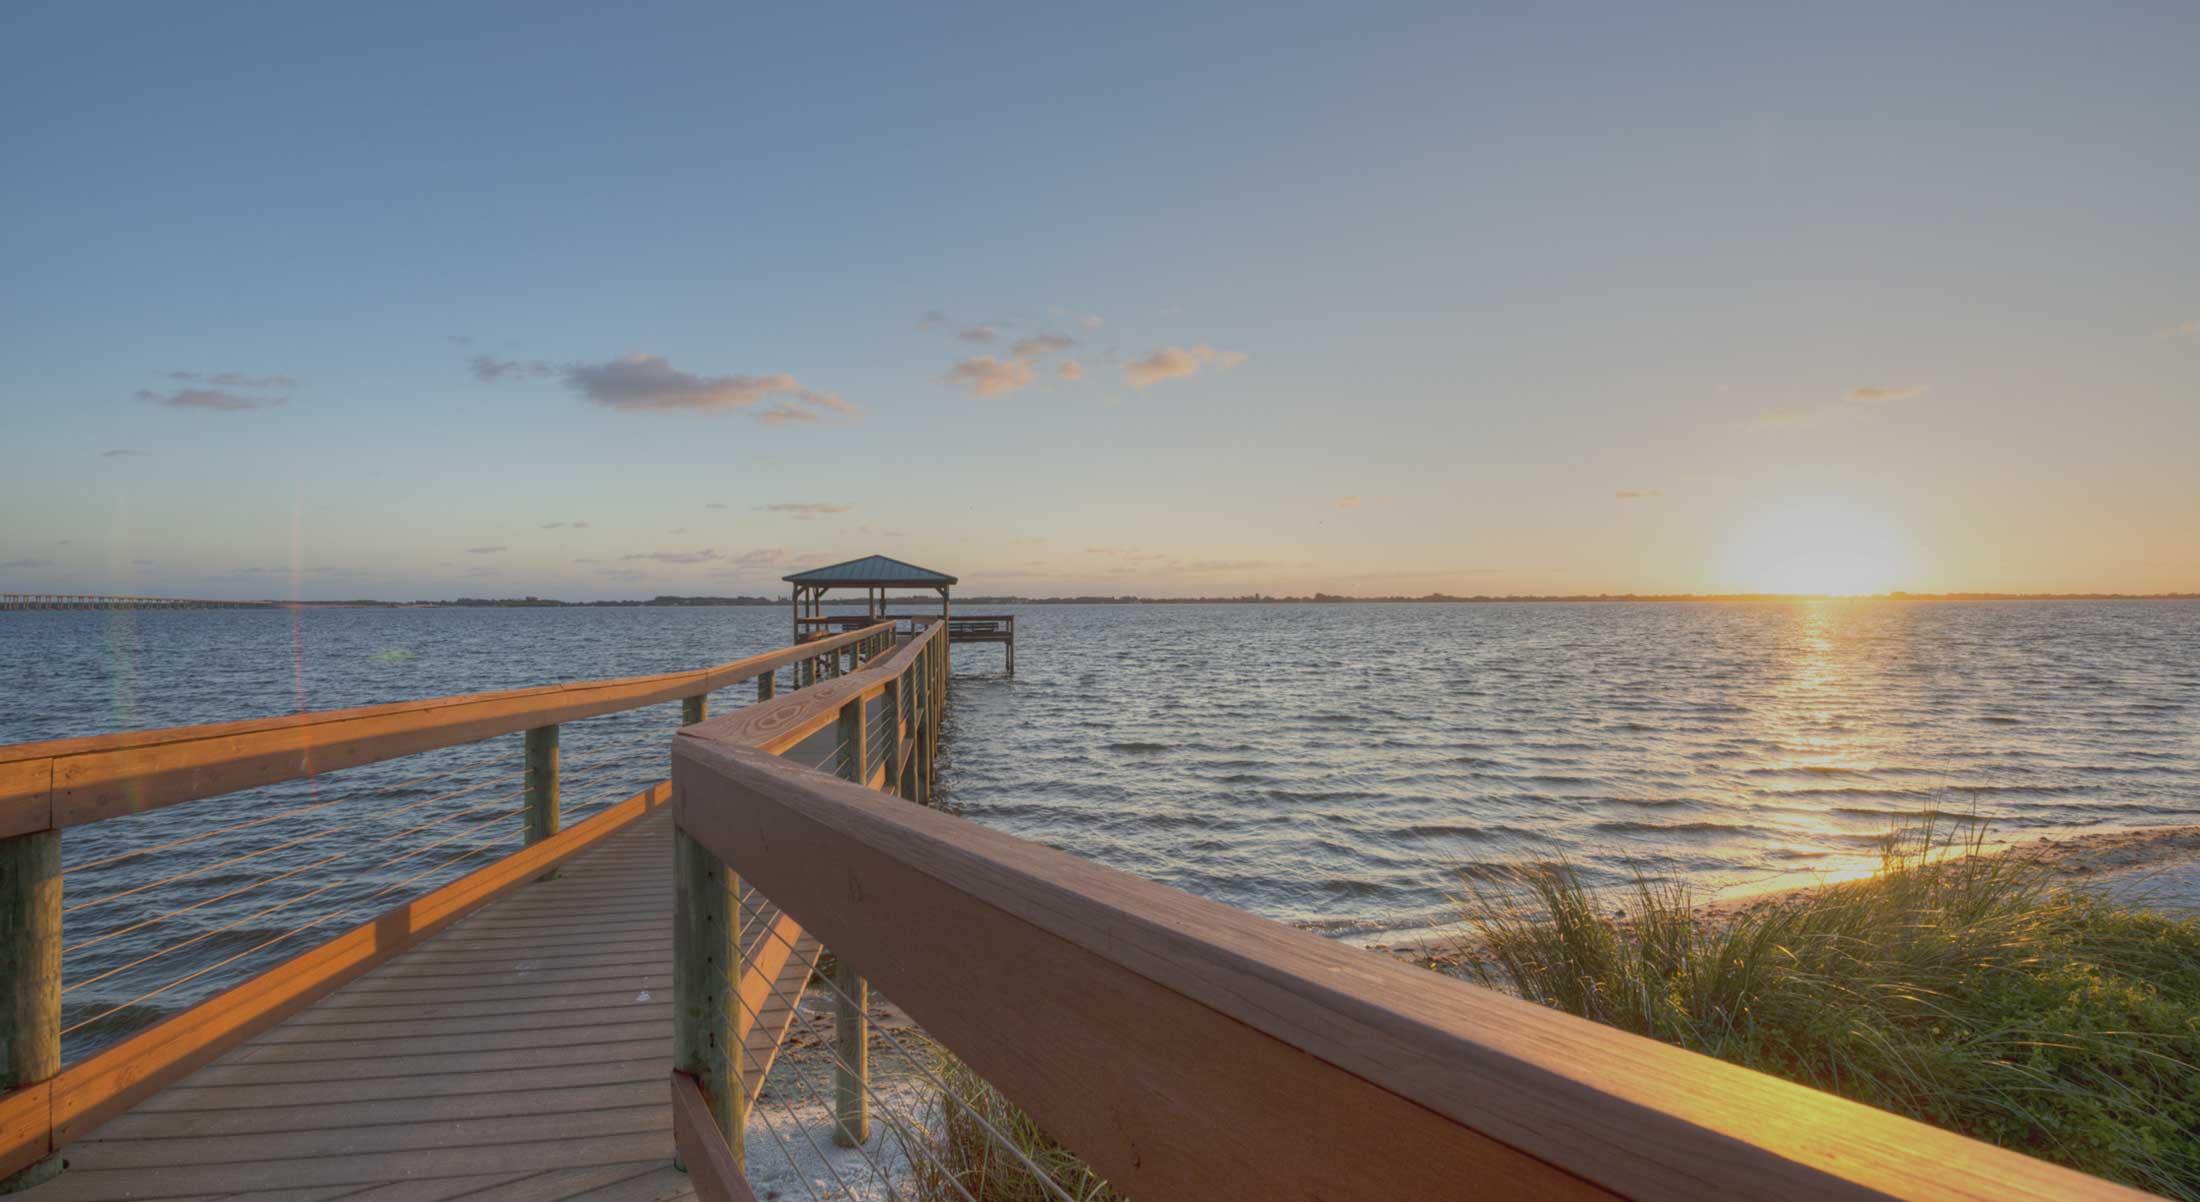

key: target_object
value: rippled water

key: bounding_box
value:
[5,600,2196,1059]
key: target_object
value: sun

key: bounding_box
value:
[1722,494,1911,595]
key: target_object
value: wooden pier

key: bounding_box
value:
[0,603,2160,1200]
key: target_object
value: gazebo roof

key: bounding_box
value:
[782,554,958,589]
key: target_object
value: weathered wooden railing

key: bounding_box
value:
[0,620,901,1189]
[670,647,2154,1201]
[664,617,951,1191]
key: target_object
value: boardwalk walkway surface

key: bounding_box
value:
[27,810,812,1202]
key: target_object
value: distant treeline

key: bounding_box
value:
[349,591,2200,608]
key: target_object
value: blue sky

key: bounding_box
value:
[3,2,2196,598]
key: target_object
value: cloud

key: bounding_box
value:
[957,325,999,344]
[1752,384,1929,431]
[705,502,727,510]
[1123,344,1247,389]
[465,545,507,554]
[620,549,721,564]
[0,558,55,570]
[167,370,298,389]
[1334,496,1362,510]
[1847,385,1924,404]
[1010,334,1075,360]
[946,356,1036,398]
[1749,406,1824,431]
[917,310,948,329]
[2172,320,2200,336]
[136,388,270,412]
[470,355,556,382]
[539,520,590,529]
[735,548,787,567]
[1615,489,1664,500]
[558,353,848,420]
[102,448,146,458]
[756,403,818,425]
[1058,360,1083,381]
[1078,315,1104,330]
[756,503,849,520]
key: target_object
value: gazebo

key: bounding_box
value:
[783,554,958,644]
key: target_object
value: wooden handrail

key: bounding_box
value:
[0,622,892,838]
[667,735,2152,1202]
[687,620,943,757]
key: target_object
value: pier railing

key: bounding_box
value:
[0,620,904,1186]
[671,648,2150,1201]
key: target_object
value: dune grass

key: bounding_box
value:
[1453,820,2200,1199]
[904,1055,1126,1202]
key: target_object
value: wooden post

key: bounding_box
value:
[756,671,775,702]
[830,696,870,1146]
[683,694,707,726]
[523,725,559,881]
[883,677,902,795]
[0,829,63,1191]
[672,826,742,1174]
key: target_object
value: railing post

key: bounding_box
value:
[682,694,707,726]
[523,725,559,881]
[830,696,871,1147]
[1,827,63,1191]
[755,670,775,702]
[672,826,741,1174]
[883,676,903,796]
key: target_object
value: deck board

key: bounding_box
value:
[26,808,817,1202]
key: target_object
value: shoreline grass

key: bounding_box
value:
[1453,819,2200,1198]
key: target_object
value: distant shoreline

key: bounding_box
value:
[10,591,2195,610]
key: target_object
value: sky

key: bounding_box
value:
[3,2,2196,600]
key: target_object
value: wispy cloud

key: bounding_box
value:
[705,502,728,510]
[1615,489,1664,500]
[1124,344,1247,389]
[1334,496,1362,510]
[1010,334,1075,360]
[756,503,849,520]
[735,548,788,567]
[167,370,298,389]
[1752,385,1929,431]
[136,388,271,412]
[1058,360,1083,381]
[2172,319,2200,337]
[490,353,856,421]
[470,355,556,382]
[539,521,591,529]
[465,545,507,554]
[0,558,55,570]
[620,548,721,564]
[1847,385,1925,404]
[917,309,948,329]
[946,356,1036,398]
[102,448,147,458]
[957,325,999,344]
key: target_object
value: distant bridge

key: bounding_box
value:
[0,593,280,611]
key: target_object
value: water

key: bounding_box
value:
[5,600,2197,1059]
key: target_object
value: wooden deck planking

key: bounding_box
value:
[26,808,820,1202]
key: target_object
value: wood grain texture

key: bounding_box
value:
[687,623,943,758]
[670,1072,759,1202]
[0,624,889,834]
[15,804,819,1201]
[15,782,672,1181]
[668,737,2157,1202]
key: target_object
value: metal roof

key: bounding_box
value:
[782,554,958,587]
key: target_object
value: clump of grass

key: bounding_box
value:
[1454,819,2200,1199]
[904,1055,1126,1202]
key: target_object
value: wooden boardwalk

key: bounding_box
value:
[27,810,819,1202]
